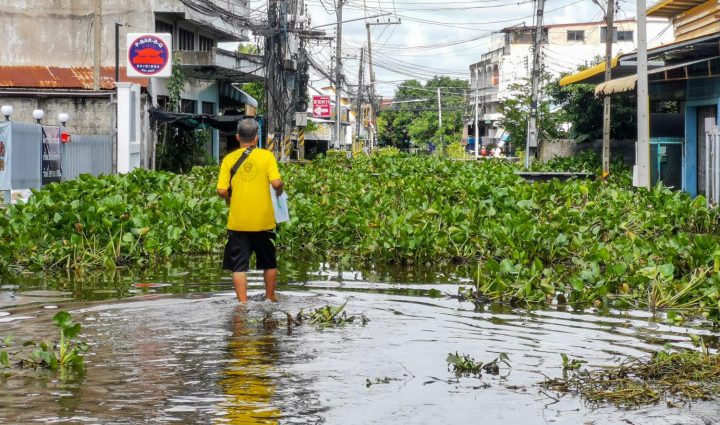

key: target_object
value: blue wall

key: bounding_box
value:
[684,78,720,196]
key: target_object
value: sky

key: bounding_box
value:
[249,0,641,96]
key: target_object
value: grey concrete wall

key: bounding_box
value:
[0,0,153,67]
[0,0,247,67]
[540,139,636,166]
[1,95,113,135]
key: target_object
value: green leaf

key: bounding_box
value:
[0,350,9,368]
[53,311,73,329]
[63,323,81,339]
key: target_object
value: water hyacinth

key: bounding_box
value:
[1,151,720,320]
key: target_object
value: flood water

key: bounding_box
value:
[1,258,720,424]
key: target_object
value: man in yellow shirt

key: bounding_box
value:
[217,119,284,303]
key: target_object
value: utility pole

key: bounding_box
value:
[355,47,364,146]
[437,87,443,153]
[635,0,651,188]
[602,0,615,177]
[93,0,102,91]
[366,20,400,151]
[525,0,545,168]
[334,0,344,150]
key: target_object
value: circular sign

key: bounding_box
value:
[128,35,170,76]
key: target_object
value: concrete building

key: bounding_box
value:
[561,0,720,200]
[0,0,261,167]
[467,18,672,146]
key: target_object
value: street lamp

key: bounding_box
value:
[32,109,45,124]
[1,105,13,121]
[58,113,69,127]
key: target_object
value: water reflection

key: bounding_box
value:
[217,306,282,424]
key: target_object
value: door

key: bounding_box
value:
[697,106,716,196]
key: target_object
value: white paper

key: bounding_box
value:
[270,186,290,223]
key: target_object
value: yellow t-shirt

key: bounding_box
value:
[217,147,282,231]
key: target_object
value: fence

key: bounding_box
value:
[61,135,113,181]
[705,125,720,206]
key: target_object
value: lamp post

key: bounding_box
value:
[1,105,13,121]
[32,109,45,124]
[58,113,69,127]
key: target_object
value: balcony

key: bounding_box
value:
[173,48,264,81]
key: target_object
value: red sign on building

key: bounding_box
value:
[312,96,331,118]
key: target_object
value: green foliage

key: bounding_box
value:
[447,352,483,376]
[0,167,226,270]
[377,77,469,150]
[2,311,88,372]
[3,153,720,321]
[546,71,637,142]
[156,127,215,173]
[237,43,260,55]
[498,73,565,147]
[447,352,510,377]
[166,57,185,113]
[299,302,368,326]
[242,81,267,116]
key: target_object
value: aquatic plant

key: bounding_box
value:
[2,312,88,371]
[446,352,510,377]
[294,302,369,327]
[2,152,720,321]
[0,335,11,369]
[543,346,720,406]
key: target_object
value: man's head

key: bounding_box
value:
[236,118,260,146]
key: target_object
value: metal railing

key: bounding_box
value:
[705,124,720,206]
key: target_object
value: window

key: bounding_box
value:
[155,20,173,35]
[178,28,195,51]
[181,99,197,113]
[157,95,169,110]
[617,30,634,42]
[567,30,585,42]
[202,101,215,115]
[199,35,215,52]
[601,27,634,42]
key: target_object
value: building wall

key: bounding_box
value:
[0,0,153,67]
[0,94,114,135]
[467,19,673,143]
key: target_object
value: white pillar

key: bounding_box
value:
[116,82,141,173]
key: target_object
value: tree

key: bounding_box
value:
[497,73,565,149]
[377,77,468,150]
[545,61,637,141]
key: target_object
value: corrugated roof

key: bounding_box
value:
[0,66,149,90]
[647,0,707,18]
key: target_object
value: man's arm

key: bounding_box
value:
[217,158,231,201]
[270,179,284,197]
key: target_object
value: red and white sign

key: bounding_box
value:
[312,96,331,118]
[127,33,172,78]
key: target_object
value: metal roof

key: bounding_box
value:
[0,66,149,90]
[647,0,708,18]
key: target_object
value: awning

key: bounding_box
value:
[561,32,720,86]
[594,56,720,96]
[559,56,619,86]
[220,82,259,108]
[148,106,252,132]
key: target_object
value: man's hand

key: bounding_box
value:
[271,179,284,197]
[217,188,229,199]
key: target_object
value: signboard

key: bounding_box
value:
[127,33,172,78]
[41,126,62,185]
[312,96,331,118]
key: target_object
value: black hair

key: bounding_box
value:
[236,118,259,142]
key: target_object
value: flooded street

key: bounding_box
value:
[1,260,720,424]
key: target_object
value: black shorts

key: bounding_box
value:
[222,230,277,272]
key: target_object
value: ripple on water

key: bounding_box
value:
[0,285,718,424]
